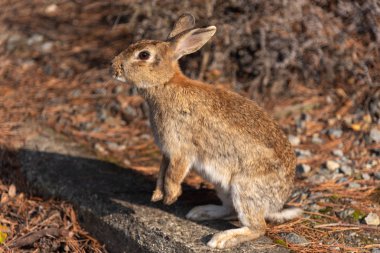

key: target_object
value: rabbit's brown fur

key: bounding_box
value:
[112,13,301,249]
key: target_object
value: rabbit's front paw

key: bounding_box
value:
[163,184,182,205]
[151,189,164,202]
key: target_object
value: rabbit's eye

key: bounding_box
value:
[138,51,150,60]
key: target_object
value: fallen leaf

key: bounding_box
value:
[350,123,361,132]
[0,225,9,244]
[8,184,16,198]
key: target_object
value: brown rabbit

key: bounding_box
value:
[112,13,302,249]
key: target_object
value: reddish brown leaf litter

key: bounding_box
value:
[0,0,380,252]
[0,150,107,252]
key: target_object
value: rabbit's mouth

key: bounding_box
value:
[114,75,126,82]
[111,67,127,83]
[111,57,127,83]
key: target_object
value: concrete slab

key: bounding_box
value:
[18,125,289,253]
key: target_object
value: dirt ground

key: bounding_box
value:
[1,0,380,252]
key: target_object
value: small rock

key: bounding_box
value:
[312,134,323,144]
[94,143,109,156]
[93,88,107,95]
[340,156,350,163]
[113,85,124,94]
[370,128,380,143]
[372,249,380,253]
[337,208,355,219]
[374,172,380,180]
[45,4,58,14]
[140,134,151,140]
[370,148,380,157]
[122,106,138,123]
[332,149,344,157]
[349,232,357,237]
[295,149,312,157]
[308,174,326,184]
[326,160,340,171]
[97,109,108,122]
[106,142,126,152]
[284,233,309,244]
[123,159,131,167]
[328,128,343,138]
[308,204,322,212]
[6,34,23,51]
[27,34,44,45]
[41,41,54,53]
[366,159,378,169]
[337,177,348,183]
[365,213,380,226]
[339,165,352,176]
[348,182,361,188]
[362,173,371,180]
[296,113,310,129]
[20,60,36,71]
[327,117,336,125]
[8,184,16,198]
[78,122,93,131]
[288,135,300,146]
[296,164,311,177]
[71,89,81,97]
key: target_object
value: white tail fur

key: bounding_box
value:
[265,208,303,223]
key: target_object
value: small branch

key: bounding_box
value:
[9,228,68,248]
[314,222,380,230]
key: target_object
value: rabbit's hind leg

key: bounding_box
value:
[186,186,236,221]
[207,180,266,249]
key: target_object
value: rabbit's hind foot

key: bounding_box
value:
[207,227,264,249]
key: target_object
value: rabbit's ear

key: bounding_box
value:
[168,13,195,39]
[172,26,216,60]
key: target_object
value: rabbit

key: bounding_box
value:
[112,13,302,249]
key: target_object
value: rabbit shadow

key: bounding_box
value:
[14,149,237,234]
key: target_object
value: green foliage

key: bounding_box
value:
[352,210,366,221]
[274,238,288,247]
[319,206,333,214]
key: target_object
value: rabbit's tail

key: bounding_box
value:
[265,208,303,223]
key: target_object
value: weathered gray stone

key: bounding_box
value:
[288,135,300,146]
[283,233,309,244]
[328,128,343,138]
[296,164,311,178]
[332,149,343,157]
[311,134,323,144]
[348,182,361,189]
[362,173,371,180]
[339,165,352,176]
[326,160,340,171]
[17,125,288,253]
[369,127,380,143]
[365,213,380,226]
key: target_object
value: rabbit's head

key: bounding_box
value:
[112,14,216,88]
